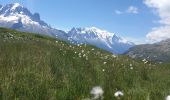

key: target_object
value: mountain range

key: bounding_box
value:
[0,3,68,40]
[125,39,170,63]
[0,3,134,54]
[68,27,134,54]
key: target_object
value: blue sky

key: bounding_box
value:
[0,0,162,44]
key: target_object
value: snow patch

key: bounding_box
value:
[11,3,21,10]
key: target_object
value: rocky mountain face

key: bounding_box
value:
[125,39,170,63]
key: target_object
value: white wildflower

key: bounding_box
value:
[112,55,117,58]
[130,64,132,67]
[142,59,146,62]
[166,95,170,100]
[104,56,108,59]
[114,91,124,97]
[83,54,86,57]
[90,86,104,100]
[103,62,107,64]
[78,53,81,56]
[144,61,148,64]
[82,50,85,53]
[86,56,88,60]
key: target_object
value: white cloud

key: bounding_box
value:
[144,0,170,41]
[127,6,139,14]
[115,6,139,15]
[114,10,123,15]
[146,26,170,41]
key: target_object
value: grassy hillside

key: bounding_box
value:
[125,39,170,63]
[0,28,170,100]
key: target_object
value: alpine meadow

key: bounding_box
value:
[0,1,170,100]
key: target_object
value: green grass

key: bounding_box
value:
[0,28,170,100]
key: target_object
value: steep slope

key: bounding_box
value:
[0,3,68,40]
[125,39,170,63]
[0,28,170,100]
[68,27,134,54]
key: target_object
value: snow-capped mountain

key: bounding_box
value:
[0,3,134,54]
[0,3,68,40]
[68,27,134,54]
